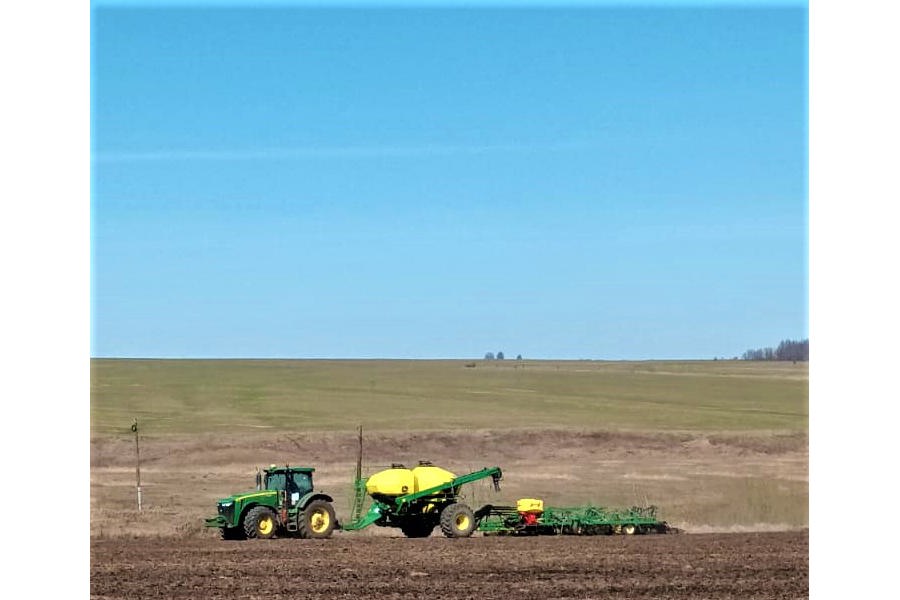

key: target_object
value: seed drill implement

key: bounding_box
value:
[343,461,675,537]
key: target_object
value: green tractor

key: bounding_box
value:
[205,464,336,540]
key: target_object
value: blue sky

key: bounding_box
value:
[91,1,807,359]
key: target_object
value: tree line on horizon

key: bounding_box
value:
[483,351,523,360]
[478,341,809,362]
[741,339,808,361]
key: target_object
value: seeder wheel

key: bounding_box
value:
[440,503,477,538]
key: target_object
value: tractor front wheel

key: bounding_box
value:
[440,503,476,538]
[244,506,278,539]
[298,499,336,539]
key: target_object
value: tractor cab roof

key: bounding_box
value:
[264,465,315,474]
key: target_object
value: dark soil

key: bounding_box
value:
[91,531,807,599]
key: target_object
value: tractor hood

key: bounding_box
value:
[216,489,277,506]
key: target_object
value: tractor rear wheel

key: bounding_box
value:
[298,499,336,539]
[440,503,476,538]
[401,520,435,538]
[622,523,636,535]
[244,506,278,539]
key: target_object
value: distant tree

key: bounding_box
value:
[484,352,495,360]
[497,351,504,360]
[516,354,523,360]
[742,339,809,361]
[775,339,809,361]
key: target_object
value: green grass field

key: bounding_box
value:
[91,358,807,436]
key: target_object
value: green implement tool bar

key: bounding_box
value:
[393,466,502,509]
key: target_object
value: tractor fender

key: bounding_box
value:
[232,501,261,528]
[231,491,279,526]
[296,491,334,510]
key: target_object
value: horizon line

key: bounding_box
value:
[88,356,756,361]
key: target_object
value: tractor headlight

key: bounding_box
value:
[218,501,234,517]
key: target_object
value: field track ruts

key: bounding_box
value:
[91,531,807,599]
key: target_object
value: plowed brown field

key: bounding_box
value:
[91,531,807,599]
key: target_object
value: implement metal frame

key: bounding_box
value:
[476,504,671,535]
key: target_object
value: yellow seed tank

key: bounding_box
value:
[365,463,456,500]
[516,498,544,514]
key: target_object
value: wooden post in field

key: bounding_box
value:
[351,425,364,523]
[356,425,363,483]
[132,418,142,511]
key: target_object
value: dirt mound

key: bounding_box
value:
[90,427,808,536]
[91,428,807,469]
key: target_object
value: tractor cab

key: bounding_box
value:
[262,465,314,505]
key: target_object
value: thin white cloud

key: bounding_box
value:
[92,140,598,163]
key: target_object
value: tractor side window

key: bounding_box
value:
[290,473,312,495]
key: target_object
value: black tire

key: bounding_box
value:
[221,526,245,541]
[297,499,336,539]
[243,506,278,539]
[400,520,435,538]
[440,503,476,538]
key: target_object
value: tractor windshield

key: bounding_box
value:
[265,471,312,496]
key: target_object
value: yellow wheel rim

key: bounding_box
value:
[455,514,471,531]
[623,524,635,535]
[311,509,330,533]
[259,516,274,536]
